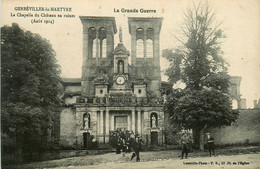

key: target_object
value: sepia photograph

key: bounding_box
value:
[1,0,260,168]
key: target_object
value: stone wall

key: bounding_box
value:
[60,108,76,147]
[208,109,260,145]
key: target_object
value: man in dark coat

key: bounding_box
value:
[206,133,215,157]
[180,133,192,159]
[116,137,123,154]
[130,136,142,162]
[128,133,135,153]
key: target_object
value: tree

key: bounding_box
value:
[162,2,239,150]
[1,23,61,162]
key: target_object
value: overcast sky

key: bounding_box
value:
[2,0,260,108]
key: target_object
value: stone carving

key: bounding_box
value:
[152,115,157,128]
[113,43,130,56]
[119,26,123,43]
[119,62,123,73]
[84,114,90,129]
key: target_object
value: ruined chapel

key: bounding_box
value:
[60,16,165,148]
[58,16,246,149]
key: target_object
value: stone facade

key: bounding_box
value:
[60,16,164,148]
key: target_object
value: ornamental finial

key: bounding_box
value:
[119,26,122,43]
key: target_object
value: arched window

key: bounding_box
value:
[147,28,154,58]
[136,39,144,58]
[150,112,158,128]
[136,28,144,58]
[146,39,153,58]
[99,28,107,58]
[101,38,107,58]
[92,39,100,58]
[88,27,96,58]
[83,113,90,129]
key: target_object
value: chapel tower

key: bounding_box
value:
[80,16,117,96]
[128,17,163,96]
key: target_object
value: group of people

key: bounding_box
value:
[115,131,143,162]
[180,132,215,159]
[114,131,215,161]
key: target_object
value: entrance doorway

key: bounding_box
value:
[83,132,91,149]
[151,131,158,145]
[114,116,128,131]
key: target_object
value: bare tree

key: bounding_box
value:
[163,2,238,150]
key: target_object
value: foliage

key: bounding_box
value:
[1,23,61,162]
[163,2,229,92]
[1,23,61,106]
[162,2,239,149]
[165,88,239,130]
[164,122,180,145]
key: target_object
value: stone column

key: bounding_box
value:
[131,30,136,76]
[106,29,114,60]
[127,115,131,131]
[131,109,135,133]
[110,114,114,131]
[105,109,110,143]
[143,31,147,77]
[153,29,161,96]
[96,111,99,136]
[82,27,89,68]
[153,29,160,68]
[96,30,99,63]
[143,111,150,145]
[81,28,89,96]
[99,110,104,143]
[137,110,141,134]
[100,38,103,58]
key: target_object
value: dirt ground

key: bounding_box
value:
[3,146,260,169]
[49,153,260,169]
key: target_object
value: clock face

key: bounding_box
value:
[116,76,125,85]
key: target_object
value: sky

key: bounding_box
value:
[2,0,260,108]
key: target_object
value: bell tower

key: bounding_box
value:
[80,16,117,96]
[110,27,131,93]
[128,17,163,96]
